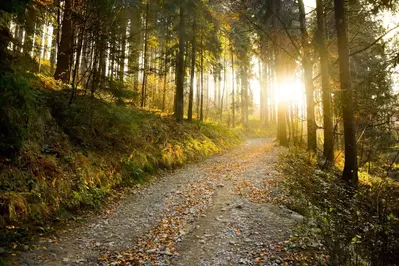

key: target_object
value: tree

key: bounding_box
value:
[141,0,150,107]
[188,12,197,121]
[333,0,358,186]
[298,0,317,152]
[54,0,73,82]
[316,0,334,163]
[174,0,186,122]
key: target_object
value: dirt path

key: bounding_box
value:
[9,139,302,266]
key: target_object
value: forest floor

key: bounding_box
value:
[7,138,303,266]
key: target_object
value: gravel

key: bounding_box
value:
[8,138,301,266]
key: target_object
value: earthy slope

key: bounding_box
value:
[0,87,246,248]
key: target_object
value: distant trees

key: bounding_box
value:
[241,0,397,185]
[2,0,398,185]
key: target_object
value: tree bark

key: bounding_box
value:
[273,1,288,146]
[141,1,150,107]
[162,37,169,112]
[128,4,141,94]
[69,21,85,104]
[317,0,334,162]
[119,11,127,81]
[333,0,358,186]
[199,34,204,121]
[54,0,73,82]
[174,1,185,122]
[23,6,36,55]
[240,65,249,127]
[188,15,196,121]
[298,0,317,152]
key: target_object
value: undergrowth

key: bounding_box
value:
[0,73,263,246]
[279,149,399,265]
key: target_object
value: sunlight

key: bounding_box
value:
[275,79,304,105]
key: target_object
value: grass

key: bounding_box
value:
[0,74,272,247]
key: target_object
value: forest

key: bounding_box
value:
[0,0,399,265]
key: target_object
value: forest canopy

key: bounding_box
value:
[0,0,399,264]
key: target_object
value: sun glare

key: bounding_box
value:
[275,79,305,104]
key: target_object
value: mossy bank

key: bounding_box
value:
[0,74,257,246]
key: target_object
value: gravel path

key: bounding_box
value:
[9,138,302,266]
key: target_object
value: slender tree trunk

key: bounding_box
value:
[17,23,24,52]
[216,73,219,110]
[98,33,106,88]
[50,0,61,74]
[220,49,227,122]
[298,0,317,152]
[231,45,235,128]
[12,24,19,52]
[240,66,249,127]
[317,0,334,162]
[260,61,268,124]
[200,34,204,121]
[270,66,275,123]
[188,15,196,121]
[128,5,141,94]
[162,38,168,112]
[54,0,73,82]
[50,24,58,73]
[334,0,358,186]
[69,22,84,104]
[141,1,150,107]
[196,70,200,118]
[174,1,185,122]
[109,39,116,81]
[274,1,288,146]
[119,12,127,81]
[36,22,45,72]
[23,6,36,55]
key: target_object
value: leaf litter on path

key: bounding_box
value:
[10,139,309,266]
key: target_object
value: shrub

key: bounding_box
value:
[280,149,399,265]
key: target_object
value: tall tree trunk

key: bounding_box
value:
[50,0,61,74]
[54,0,73,82]
[50,25,58,74]
[317,0,334,162]
[23,6,36,55]
[109,38,116,81]
[188,15,196,121]
[270,65,275,123]
[298,0,317,152]
[141,1,150,107]
[97,33,106,90]
[231,45,235,128]
[196,70,200,118]
[240,66,249,127]
[260,61,266,124]
[69,23,84,104]
[200,34,204,121]
[274,1,288,146]
[119,12,127,81]
[174,1,185,122]
[334,0,358,186]
[129,5,141,94]
[220,49,227,122]
[162,38,168,112]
